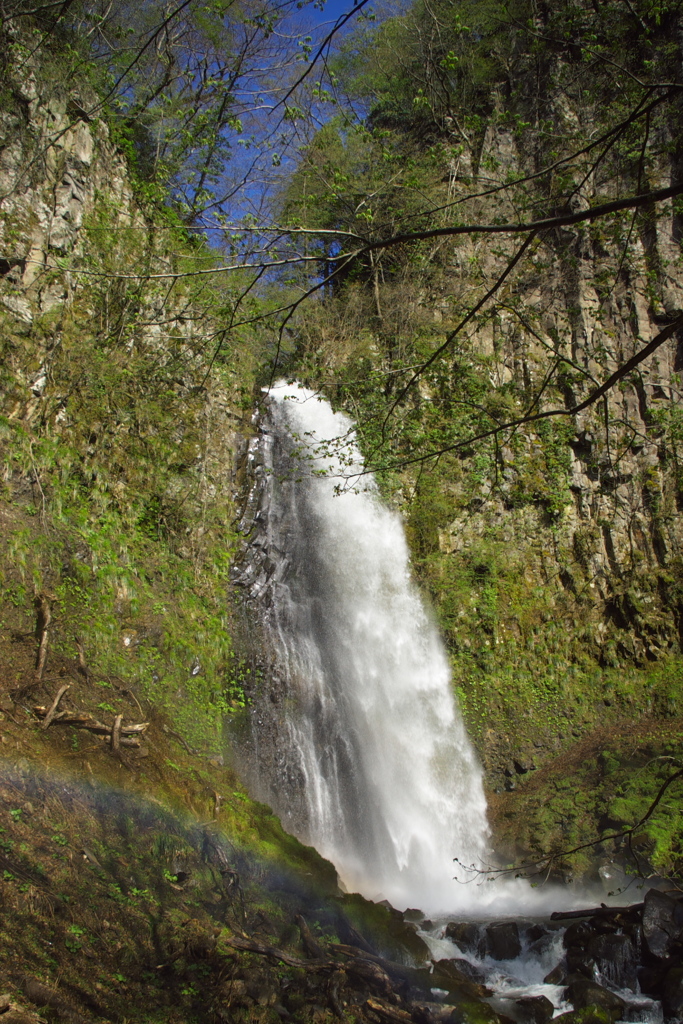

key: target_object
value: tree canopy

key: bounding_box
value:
[3,0,683,476]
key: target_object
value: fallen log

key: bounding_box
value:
[345,959,395,1000]
[296,913,326,960]
[101,734,141,748]
[224,934,333,970]
[332,944,415,986]
[74,637,90,682]
[365,997,413,1023]
[550,903,643,921]
[111,714,123,753]
[225,935,413,1020]
[327,969,347,1019]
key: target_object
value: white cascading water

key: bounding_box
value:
[243,381,492,914]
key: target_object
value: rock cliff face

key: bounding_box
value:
[382,86,683,873]
[444,109,683,604]
[432,100,683,715]
[0,21,246,745]
[1,22,134,398]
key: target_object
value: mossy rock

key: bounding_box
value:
[552,1007,616,1024]
[446,998,507,1024]
[333,892,431,964]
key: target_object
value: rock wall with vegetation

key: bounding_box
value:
[277,0,683,880]
[0,18,259,746]
[1,0,683,928]
[0,19,451,1024]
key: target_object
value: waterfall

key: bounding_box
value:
[238,382,492,914]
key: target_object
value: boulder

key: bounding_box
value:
[528,933,557,959]
[445,922,480,953]
[443,998,504,1024]
[638,962,668,998]
[524,924,549,944]
[564,976,626,1020]
[662,967,683,1020]
[439,958,488,984]
[563,922,595,950]
[484,922,521,961]
[544,964,566,985]
[586,933,637,991]
[515,995,554,1023]
[429,959,490,1000]
[565,946,596,979]
[552,1009,616,1024]
[642,888,683,960]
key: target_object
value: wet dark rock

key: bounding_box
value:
[515,995,554,1023]
[434,958,487,986]
[336,893,431,963]
[566,946,596,979]
[429,960,490,1000]
[528,933,557,959]
[443,998,503,1024]
[564,975,626,1018]
[563,922,595,950]
[587,917,618,936]
[445,922,480,952]
[642,888,683,960]
[451,959,488,985]
[586,933,637,991]
[638,962,668,997]
[662,966,683,1019]
[391,919,432,964]
[553,1009,615,1024]
[484,922,521,960]
[524,924,548,944]
[543,964,566,985]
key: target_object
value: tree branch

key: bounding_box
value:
[360,182,683,254]
[365,313,683,473]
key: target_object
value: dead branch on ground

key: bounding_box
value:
[33,593,51,684]
[40,684,70,730]
[34,698,148,749]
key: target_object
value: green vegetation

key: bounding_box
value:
[0,761,346,1022]
[268,0,683,877]
[496,728,683,880]
[0,191,256,744]
[1,0,683,908]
